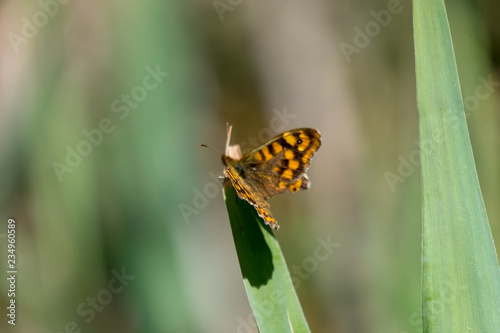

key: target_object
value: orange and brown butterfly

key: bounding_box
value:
[204,125,321,230]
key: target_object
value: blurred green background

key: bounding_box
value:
[0,0,499,332]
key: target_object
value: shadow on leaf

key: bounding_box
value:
[224,183,274,287]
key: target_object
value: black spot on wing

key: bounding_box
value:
[255,150,264,161]
[277,138,293,150]
[280,159,289,168]
[267,142,274,156]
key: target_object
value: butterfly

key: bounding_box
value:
[211,125,321,229]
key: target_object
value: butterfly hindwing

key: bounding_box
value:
[225,165,278,228]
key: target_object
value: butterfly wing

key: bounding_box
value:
[224,163,278,228]
[241,128,321,200]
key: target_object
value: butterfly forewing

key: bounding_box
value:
[241,128,321,199]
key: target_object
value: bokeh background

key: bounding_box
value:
[1,0,499,332]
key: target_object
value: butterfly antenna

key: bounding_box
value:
[199,143,222,154]
[200,123,232,155]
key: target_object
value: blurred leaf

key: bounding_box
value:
[414,0,500,331]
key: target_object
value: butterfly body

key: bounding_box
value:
[222,127,321,229]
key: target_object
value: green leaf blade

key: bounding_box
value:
[223,181,310,333]
[414,0,500,331]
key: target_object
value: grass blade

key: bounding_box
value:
[413,0,500,331]
[223,180,311,333]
